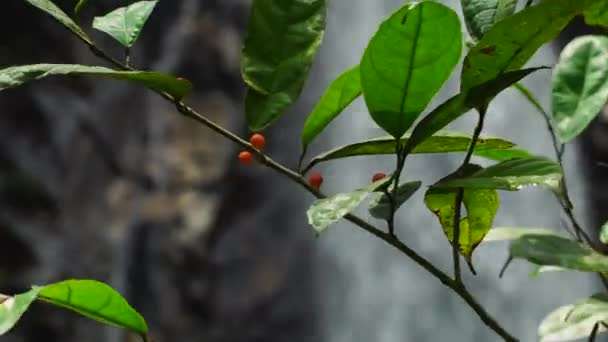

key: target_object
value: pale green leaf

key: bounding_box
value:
[0,287,42,335]
[539,294,608,342]
[93,1,158,48]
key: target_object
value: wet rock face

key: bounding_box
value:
[0,1,316,341]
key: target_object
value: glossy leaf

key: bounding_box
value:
[510,235,608,272]
[302,65,361,147]
[23,0,93,45]
[461,0,583,91]
[0,64,191,99]
[404,67,545,154]
[93,1,158,48]
[307,178,389,234]
[539,294,608,341]
[483,227,559,242]
[242,0,326,130]
[0,287,42,335]
[360,1,462,138]
[369,181,422,220]
[75,0,90,15]
[552,36,608,142]
[39,280,148,335]
[435,157,563,193]
[460,0,517,41]
[424,165,499,264]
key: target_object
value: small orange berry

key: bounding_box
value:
[309,172,323,189]
[249,133,266,150]
[372,172,387,182]
[238,150,254,164]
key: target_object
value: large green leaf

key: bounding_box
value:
[424,164,499,265]
[242,0,326,130]
[0,64,191,99]
[93,1,158,48]
[360,1,462,138]
[461,0,584,91]
[434,157,563,193]
[552,35,608,142]
[404,67,545,154]
[304,131,522,171]
[0,287,42,335]
[302,65,361,147]
[539,294,608,342]
[23,0,93,45]
[368,181,422,220]
[460,0,517,41]
[39,280,148,335]
[584,0,608,28]
[510,234,608,272]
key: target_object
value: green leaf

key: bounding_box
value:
[471,148,533,161]
[460,0,517,41]
[305,131,521,170]
[600,221,608,244]
[552,35,608,143]
[369,181,422,220]
[75,0,90,15]
[302,65,361,147]
[0,64,191,99]
[584,0,608,28]
[510,235,608,272]
[434,157,563,193]
[539,294,608,341]
[483,227,560,242]
[92,1,158,48]
[23,0,93,45]
[242,0,326,130]
[360,1,462,138]
[424,164,499,265]
[307,178,389,234]
[0,287,42,335]
[39,280,147,335]
[461,0,584,91]
[404,67,545,154]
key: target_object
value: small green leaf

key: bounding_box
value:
[302,65,361,147]
[242,0,326,130]
[39,280,147,335]
[461,0,584,91]
[600,222,608,244]
[424,164,499,265]
[0,287,42,335]
[435,157,563,193]
[510,235,608,272]
[584,0,608,28]
[539,294,608,341]
[483,227,560,242]
[369,181,422,220]
[471,148,533,161]
[75,0,90,15]
[93,1,158,48]
[552,35,608,143]
[307,178,389,234]
[360,1,462,138]
[0,64,191,99]
[460,0,517,41]
[23,0,93,45]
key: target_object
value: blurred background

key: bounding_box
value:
[0,0,607,341]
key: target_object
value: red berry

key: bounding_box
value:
[309,172,323,189]
[372,172,387,182]
[238,151,254,164]
[249,133,266,150]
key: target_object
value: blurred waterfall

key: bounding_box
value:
[300,1,600,341]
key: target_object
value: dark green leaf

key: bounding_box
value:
[510,234,608,272]
[75,0,90,15]
[461,0,584,91]
[0,287,42,335]
[39,280,148,335]
[302,65,361,147]
[552,35,608,142]
[460,0,517,41]
[92,1,158,48]
[539,294,608,342]
[242,0,326,130]
[360,1,462,138]
[23,0,93,45]
[424,164,499,264]
[584,0,608,28]
[435,157,563,193]
[369,181,422,220]
[0,64,191,99]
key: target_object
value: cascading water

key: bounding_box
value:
[300,1,599,340]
